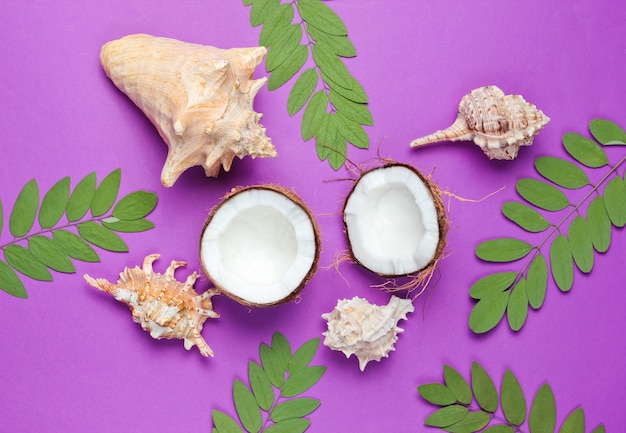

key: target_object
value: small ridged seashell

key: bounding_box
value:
[321,296,414,371]
[100,34,277,187]
[84,254,219,357]
[410,85,550,160]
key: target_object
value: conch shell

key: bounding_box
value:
[321,296,414,371]
[100,34,277,187]
[410,85,550,160]
[84,254,219,357]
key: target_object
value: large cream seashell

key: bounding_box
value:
[410,85,550,160]
[100,34,277,187]
[84,254,219,357]
[322,296,414,371]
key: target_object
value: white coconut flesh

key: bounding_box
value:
[200,187,318,306]
[344,165,441,276]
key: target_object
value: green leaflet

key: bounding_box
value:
[506,279,528,331]
[470,119,626,333]
[516,178,570,211]
[9,179,39,238]
[419,364,603,433]
[589,118,626,145]
[563,133,608,168]
[0,169,157,298]
[502,201,551,233]
[535,156,590,189]
[213,332,324,433]
[244,0,371,170]
[443,365,473,405]
[475,238,533,263]
[529,383,556,433]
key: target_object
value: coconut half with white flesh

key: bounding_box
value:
[200,185,320,307]
[343,163,447,278]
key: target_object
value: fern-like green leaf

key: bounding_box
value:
[470,119,626,332]
[419,363,604,433]
[0,169,157,298]
[212,333,324,433]
[243,0,371,170]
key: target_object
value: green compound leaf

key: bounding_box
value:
[469,291,509,334]
[418,383,457,406]
[563,132,608,168]
[4,244,52,281]
[567,216,594,273]
[507,279,528,332]
[66,172,96,222]
[550,234,574,292]
[589,118,626,145]
[444,365,473,405]
[214,333,323,433]
[289,337,320,373]
[52,230,100,263]
[248,361,274,411]
[559,407,585,433]
[28,235,75,273]
[443,411,490,433]
[585,196,611,253]
[471,362,498,413]
[264,418,310,433]
[91,168,121,217]
[9,179,39,238]
[297,0,347,36]
[270,398,320,422]
[501,369,526,426]
[301,91,328,141]
[78,221,128,252]
[281,365,326,398]
[0,260,27,298]
[469,272,516,299]
[233,380,262,433]
[502,201,551,233]
[529,383,556,433]
[112,191,158,221]
[424,405,469,428]
[38,176,70,229]
[267,44,308,91]
[516,178,570,211]
[476,238,533,263]
[526,253,548,309]
[602,176,626,227]
[535,156,590,189]
[212,410,244,433]
[287,68,318,116]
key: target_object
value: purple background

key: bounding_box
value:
[1,1,625,432]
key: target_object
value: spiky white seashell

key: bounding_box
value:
[322,296,414,371]
[410,85,550,160]
[84,254,219,357]
[100,34,277,186]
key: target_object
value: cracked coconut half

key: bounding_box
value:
[200,185,320,307]
[343,163,447,280]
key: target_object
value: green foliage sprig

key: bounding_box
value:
[0,168,158,298]
[418,362,606,433]
[243,0,373,170]
[469,119,626,333]
[212,332,326,433]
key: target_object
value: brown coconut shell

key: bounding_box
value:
[199,184,321,308]
[342,162,448,280]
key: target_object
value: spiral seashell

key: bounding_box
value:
[100,34,277,186]
[84,254,219,357]
[322,296,414,371]
[410,85,550,160]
